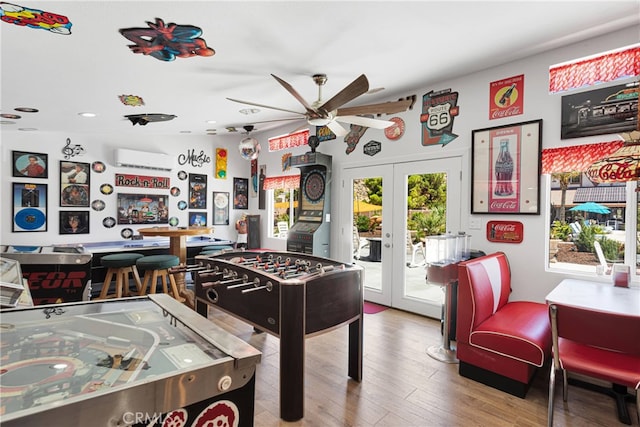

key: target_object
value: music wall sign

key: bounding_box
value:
[115,174,170,189]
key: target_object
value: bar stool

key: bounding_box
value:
[136,254,183,301]
[97,253,144,299]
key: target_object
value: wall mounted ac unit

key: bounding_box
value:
[114,148,173,171]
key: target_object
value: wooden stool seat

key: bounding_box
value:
[97,253,144,299]
[136,255,183,302]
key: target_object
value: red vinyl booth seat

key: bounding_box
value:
[456,252,551,398]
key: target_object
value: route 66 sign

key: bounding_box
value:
[420,89,460,147]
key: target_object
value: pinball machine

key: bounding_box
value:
[286,151,332,257]
[192,250,363,422]
[0,294,261,427]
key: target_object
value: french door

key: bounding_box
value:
[342,156,462,318]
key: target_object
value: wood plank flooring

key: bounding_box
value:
[207,306,635,427]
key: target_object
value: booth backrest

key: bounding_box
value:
[457,252,512,343]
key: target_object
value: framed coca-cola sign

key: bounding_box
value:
[471,119,542,215]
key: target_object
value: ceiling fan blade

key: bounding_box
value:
[271,74,315,113]
[248,117,302,124]
[226,97,304,116]
[336,98,413,116]
[326,120,348,137]
[288,122,310,135]
[337,115,395,129]
[319,74,369,114]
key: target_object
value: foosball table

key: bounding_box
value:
[192,250,364,421]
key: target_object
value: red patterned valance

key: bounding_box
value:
[263,174,300,190]
[541,140,624,174]
[549,45,640,93]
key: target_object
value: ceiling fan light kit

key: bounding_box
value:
[227,73,412,137]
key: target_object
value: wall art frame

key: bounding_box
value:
[12,182,48,232]
[60,160,90,207]
[213,191,230,225]
[59,210,90,235]
[471,119,542,215]
[233,177,249,210]
[12,151,48,178]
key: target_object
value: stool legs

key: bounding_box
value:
[98,266,143,299]
[140,268,184,302]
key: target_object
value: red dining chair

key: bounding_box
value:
[548,303,640,426]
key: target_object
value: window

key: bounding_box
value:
[547,175,637,280]
[271,188,298,238]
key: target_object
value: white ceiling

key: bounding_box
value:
[2,1,639,140]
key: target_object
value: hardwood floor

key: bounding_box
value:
[207,306,635,427]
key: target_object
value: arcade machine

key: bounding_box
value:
[286,140,331,258]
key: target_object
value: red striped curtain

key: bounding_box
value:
[549,45,640,93]
[262,175,300,190]
[541,140,624,174]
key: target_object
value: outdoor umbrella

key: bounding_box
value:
[569,202,611,214]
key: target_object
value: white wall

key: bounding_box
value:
[1,26,637,302]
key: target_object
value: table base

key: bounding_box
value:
[569,378,635,425]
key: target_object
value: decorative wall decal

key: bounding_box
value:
[316,125,336,142]
[0,3,72,34]
[100,183,114,195]
[421,89,459,147]
[258,165,266,210]
[91,199,105,211]
[344,120,370,154]
[487,220,524,243]
[363,140,382,156]
[102,217,116,228]
[489,74,524,120]
[188,173,207,209]
[13,151,47,178]
[119,17,215,62]
[12,183,47,232]
[60,211,89,235]
[62,137,85,159]
[125,113,176,126]
[384,117,405,140]
[178,148,211,167]
[91,161,106,173]
[115,173,170,189]
[121,228,133,239]
[233,178,248,210]
[281,153,292,171]
[251,159,258,198]
[118,94,145,106]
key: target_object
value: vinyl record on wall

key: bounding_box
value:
[169,216,179,226]
[91,199,105,211]
[14,208,46,230]
[103,217,116,228]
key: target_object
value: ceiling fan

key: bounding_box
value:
[227,74,412,137]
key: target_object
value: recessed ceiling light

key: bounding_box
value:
[179,130,191,133]
[78,112,97,117]
[15,107,38,113]
[239,108,260,115]
[18,128,38,131]
[1,113,21,119]
[206,120,217,124]
[1,120,16,125]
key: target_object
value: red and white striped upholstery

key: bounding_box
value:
[456,252,551,397]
